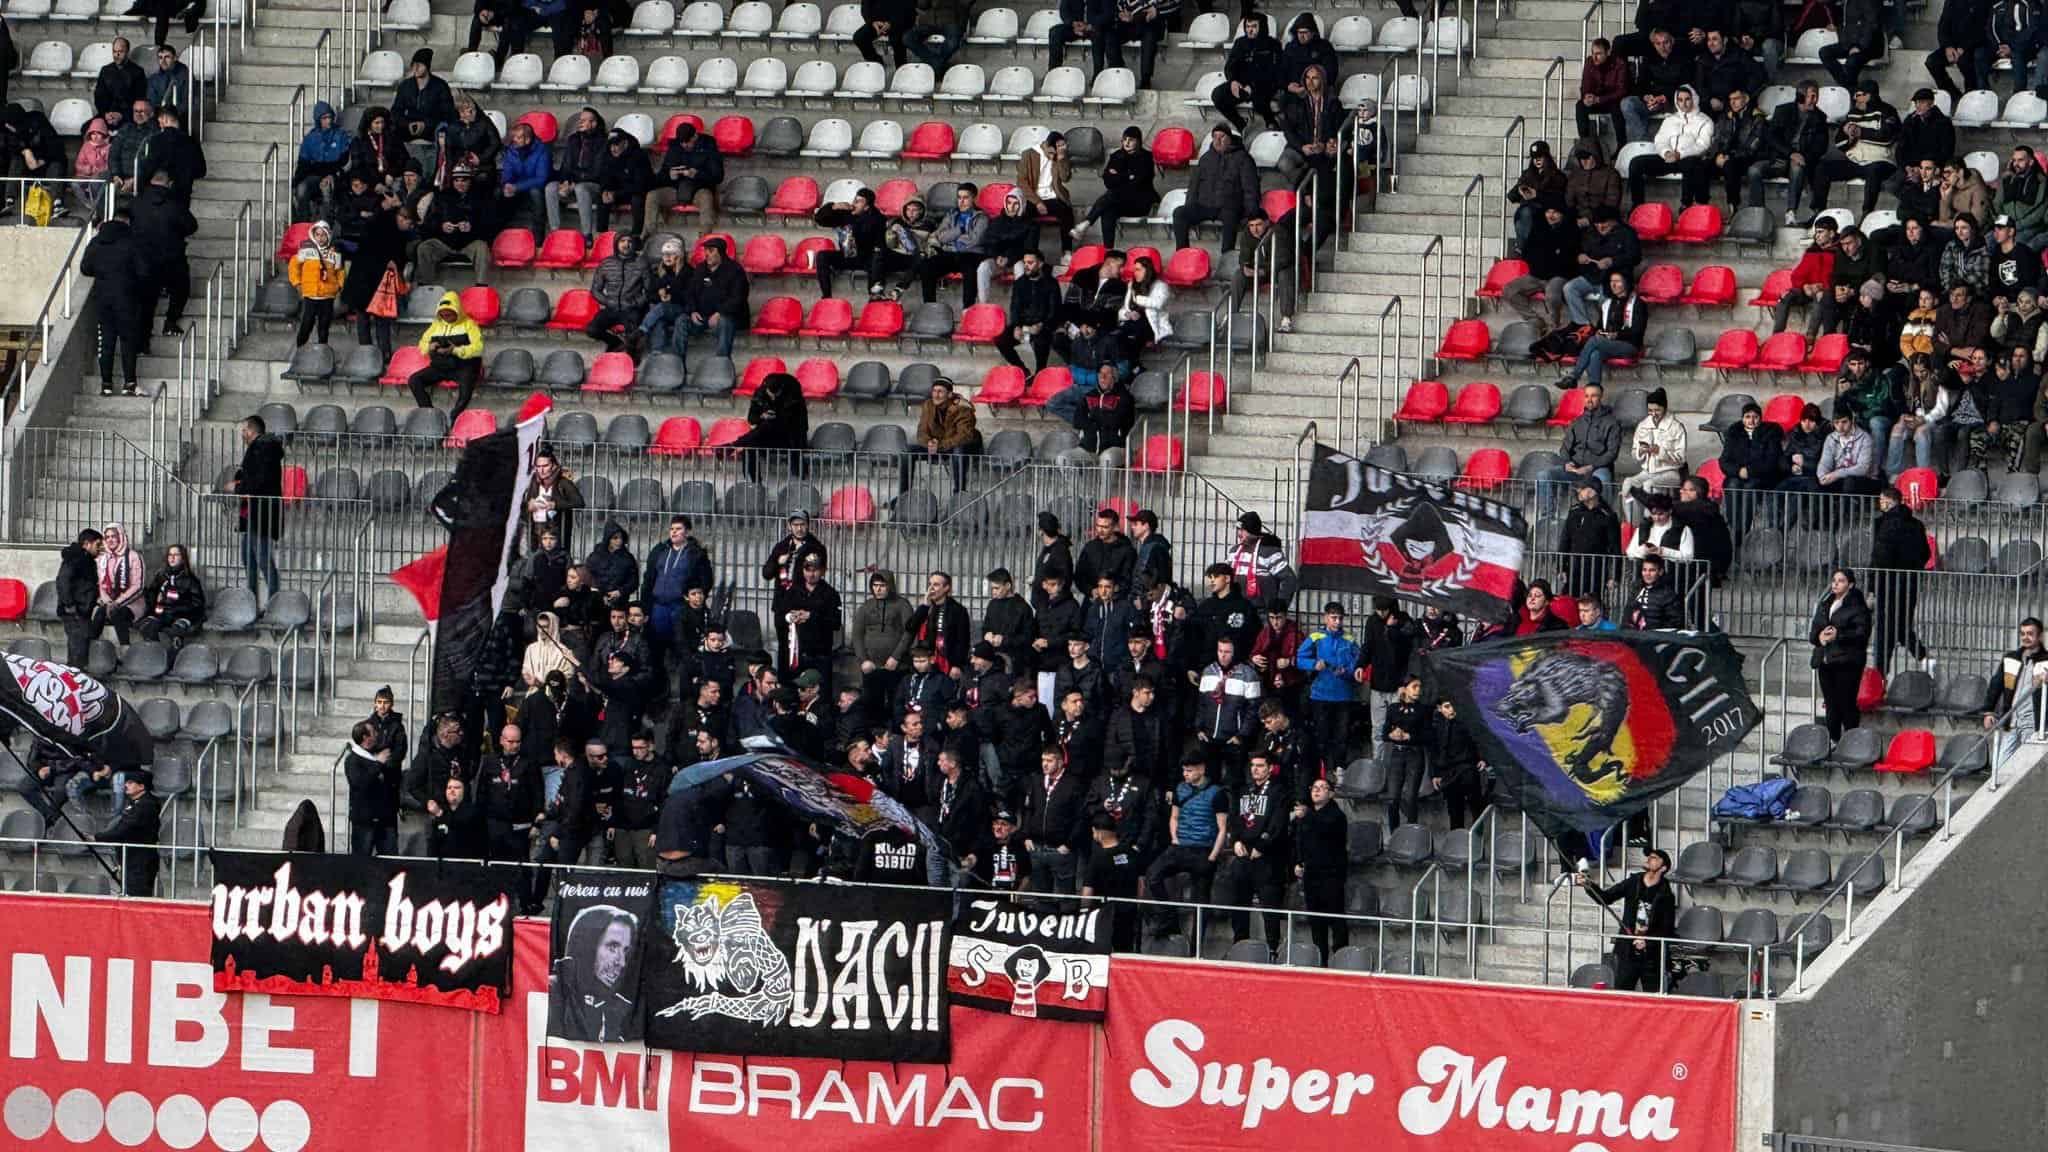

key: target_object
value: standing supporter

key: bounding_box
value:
[1869,485,1931,675]
[131,167,196,338]
[1225,512,1297,611]
[96,769,162,897]
[980,568,1036,680]
[1811,567,1873,738]
[80,206,145,397]
[1143,751,1229,932]
[1574,849,1677,992]
[1378,675,1430,831]
[1430,697,1485,829]
[1361,597,1415,754]
[1217,751,1289,950]
[1022,742,1088,893]
[56,529,104,667]
[772,556,839,692]
[1193,635,1260,790]
[345,720,401,856]
[1292,777,1349,963]
[1230,211,1297,332]
[227,416,283,602]
[287,221,344,347]
[639,516,711,666]
[1982,618,2048,756]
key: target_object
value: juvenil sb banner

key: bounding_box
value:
[640,876,951,1062]
[547,870,657,1043]
[391,391,551,717]
[1425,630,1761,839]
[946,896,1111,1021]
[209,850,517,1011]
[1297,443,1527,623]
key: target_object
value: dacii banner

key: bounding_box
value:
[641,878,951,1062]
[1105,958,1737,1152]
[947,896,1110,1022]
[209,851,516,1012]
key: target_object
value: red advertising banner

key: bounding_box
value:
[1102,956,1739,1152]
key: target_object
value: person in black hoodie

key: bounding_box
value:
[1213,13,1282,133]
[1717,402,1783,547]
[772,555,841,691]
[607,731,669,870]
[1574,848,1679,991]
[429,777,488,860]
[1217,749,1289,948]
[345,720,400,856]
[993,679,1056,802]
[1193,564,1259,660]
[980,568,1037,677]
[1560,477,1623,595]
[584,522,638,611]
[407,714,476,814]
[528,740,598,912]
[1279,13,1340,94]
[1047,0,1114,73]
[477,723,541,864]
[548,107,610,239]
[131,169,197,340]
[81,207,145,397]
[1074,508,1137,594]
[1102,675,1170,805]
[813,187,889,298]
[56,529,102,667]
[1869,485,1931,675]
[1379,675,1430,831]
[1429,698,1484,829]
[1075,126,1157,247]
[994,248,1062,372]
[597,129,651,237]
[1035,513,1075,587]
[1022,741,1089,892]
[135,543,205,644]
[855,0,916,65]
[1292,776,1349,963]
[1674,476,1733,586]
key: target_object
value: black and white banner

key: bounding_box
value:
[547,871,656,1043]
[641,877,951,1062]
[946,898,1110,1022]
[208,851,517,1012]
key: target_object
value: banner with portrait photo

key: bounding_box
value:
[547,871,657,1043]
[946,897,1110,1022]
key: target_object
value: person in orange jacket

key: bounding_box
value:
[286,220,346,347]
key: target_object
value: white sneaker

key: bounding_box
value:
[1278,315,1294,333]
[1068,223,1089,243]
[1888,34,1904,49]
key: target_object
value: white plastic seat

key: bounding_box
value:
[967,7,1019,43]
[1019,8,1060,42]
[1184,69,1226,107]
[989,64,1037,100]
[1860,209,1900,233]
[1815,207,1857,233]
[772,1,822,39]
[541,53,593,92]
[485,109,507,135]
[184,44,218,81]
[738,56,788,97]
[357,49,405,87]
[727,0,773,36]
[50,98,96,137]
[458,50,508,89]
[951,121,1002,160]
[1003,124,1050,160]
[52,0,98,19]
[1339,72,1381,109]
[7,0,54,17]
[800,118,854,157]
[643,55,690,93]
[1953,90,2000,127]
[590,54,641,93]
[688,55,740,95]
[1933,90,1953,116]
[678,0,725,36]
[1085,66,1135,105]
[887,61,937,98]
[1330,15,1373,52]
[1389,73,1432,110]
[626,0,675,35]
[851,118,904,158]
[71,40,113,80]
[1757,84,1795,116]
[1816,85,1852,121]
[1963,149,2002,186]
[1787,27,1836,64]
[822,2,864,40]
[383,0,430,29]
[790,58,838,96]
[1375,16,1421,51]
[1247,130,1287,168]
[1033,65,1086,103]
[834,60,887,98]
[1423,16,1469,54]
[1614,141,1657,177]
[22,41,74,78]
[822,177,866,204]
[1995,91,2048,127]
[937,62,986,100]
[1148,187,1187,226]
[615,112,656,148]
[1181,11,1231,48]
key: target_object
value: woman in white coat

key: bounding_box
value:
[1117,254,1173,365]
[1626,85,1716,207]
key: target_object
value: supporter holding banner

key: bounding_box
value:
[208,851,516,1012]
[547,872,657,1043]
[946,896,1111,1021]
[1297,444,1528,624]
[640,877,951,1062]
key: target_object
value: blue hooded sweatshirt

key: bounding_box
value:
[1295,625,1360,703]
[299,101,351,166]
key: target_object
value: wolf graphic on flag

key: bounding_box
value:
[1487,642,1674,804]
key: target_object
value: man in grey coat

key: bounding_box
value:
[585,233,649,354]
[1172,125,1262,261]
[919,182,991,306]
[1539,380,1622,513]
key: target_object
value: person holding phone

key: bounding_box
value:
[408,291,486,416]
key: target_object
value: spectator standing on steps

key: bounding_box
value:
[95,768,162,897]
[81,206,145,397]
[1574,848,1677,992]
[56,529,103,668]
[226,415,284,603]
[131,168,196,340]
[1810,566,1873,738]
[1174,126,1261,264]
[287,221,345,348]
[1292,777,1349,963]
[345,719,399,856]
[406,292,485,417]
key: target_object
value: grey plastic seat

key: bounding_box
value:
[578,475,615,511]
[1821,727,1884,770]
[366,469,412,513]
[1330,945,1377,972]
[351,404,398,437]
[1434,827,1485,866]
[1064,125,1104,165]
[1935,731,1989,774]
[412,469,452,509]
[1503,383,1552,426]
[686,356,737,396]
[179,699,234,740]
[550,411,599,447]
[1738,527,1785,574]
[116,641,169,680]
[757,115,803,156]
[722,175,773,213]
[257,590,313,631]
[776,483,825,518]
[402,287,447,323]
[1834,853,1886,894]
[1944,468,1989,504]
[301,403,348,438]
[1835,533,1872,571]
[1130,370,1170,411]
[1994,538,2043,575]
[1412,446,1459,481]
[721,482,772,518]
[1143,934,1191,957]
[860,423,910,455]
[1337,756,1385,802]
[166,643,218,682]
[222,645,274,684]
[1570,963,1614,988]
[1723,845,1778,888]
[1611,387,1650,429]
[1343,818,1382,861]
[1383,824,1433,865]
[337,344,386,387]
[1773,848,1833,892]
[1221,939,1271,964]
[1883,669,1935,712]
[1492,319,1535,360]
[988,493,1034,533]
[1699,393,1754,436]
[401,406,450,441]
[209,587,260,630]
[312,468,362,502]
[252,279,300,321]
[1676,906,1723,942]
[1490,832,1538,874]
[503,287,553,327]
[1516,449,1563,483]
[638,352,686,393]
[894,487,942,527]
[8,633,51,661]
[1033,428,1079,461]
[151,748,194,796]
[843,360,892,400]
[604,414,652,451]
[984,429,1033,468]
[1823,788,1884,831]
[1883,794,1939,835]
[1647,326,1695,367]
[139,697,182,739]
[280,343,336,383]
[1363,443,1407,472]
[487,347,536,388]
[541,351,588,390]
[907,303,956,339]
[1944,535,1992,574]
[1670,841,1724,884]
[672,480,718,518]
[257,402,298,437]
[1726,908,1778,951]
[618,478,666,513]
[1993,470,2041,510]
[1784,784,1831,826]
[1780,914,1835,955]
[810,421,859,455]
[1728,205,1774,243]
[924,181,960,212]
[1161,310,1208,349]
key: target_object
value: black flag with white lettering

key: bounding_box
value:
[946,897,1110,1021]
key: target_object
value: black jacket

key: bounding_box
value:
[1428,711,1480,787]
[546,758,600,840]
[1105,702,1173,781]
[142,562,206,629]
[655,134,724,190]
[94,58,149,119]
[1032,589,1083,672]
[597,136,651,200]
[1362,610,1416,693]
[682,257,750,323]
[477,753,542,826]
[901,597,972,672]
[1223,17,1284,94]
[1074,534,1137,595]
[129,185,198,271]
[1766,101,1830,163]
[100,789,162,847]
[981,593,1036,674]
[612,754,670,830]
[81,219,143,311]
[1085,769,1158,855]
[1563,499,1622,556]
[1193,587,1259,658]
[772,578,841,668]
[138,126,207,198]
[585,522,639,603]
[1279,14,1340,88]
[1896,108,1955,170]
[1021,766,1089,851]
[1293,800,1347,876]
[1809,586,1872,666]
[1007,268,1061,327]
[391,73,457,134]
[932,772,990,857]
[429,800,487,859]
[1586,873,1678,944]
[993,701,1056,784]
[1718,421,1783,487]
[1077,379,1137,453]
[1871,503,1932,571]
[1521,212,1581,281]
[345,745,397,825]
[1099,145,1157,212]
[1673,499,1733,582]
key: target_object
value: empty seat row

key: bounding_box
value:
[1771,722,1988,777]
[17,588,309,634]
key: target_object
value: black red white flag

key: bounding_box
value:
[1298,443,1527,623]
[392,392,551,717]
[0,654,153,767]
[946,897,1110,1022]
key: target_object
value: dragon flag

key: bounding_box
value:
[1425,631,1761,840]
[1297,443,1527,624]
[392,392,552,718]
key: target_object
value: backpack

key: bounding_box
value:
[1711,777,1796,821]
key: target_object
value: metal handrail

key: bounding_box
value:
[1335,357,1362,456]
[1375,296,1404,437]
[1540,56,1569,145]
[407,626,434,724]
[1417,236,1445,378]
[1498,115,1527,271]
[1455,174,1486,318]
[1287,421,1318,551]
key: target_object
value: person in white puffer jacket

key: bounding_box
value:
[1626,85,1716,208]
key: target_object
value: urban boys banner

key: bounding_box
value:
[208,851,516,1012]
[947,897,1111,1021]
[547,871,657,1043]
[641,877,952,1062]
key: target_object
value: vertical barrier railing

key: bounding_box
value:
[1497,115,1526,268]
[1417,236,1445,379]
[1540,56,1568,145]
[1455,175,1486,319]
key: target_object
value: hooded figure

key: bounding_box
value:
[585,522,640,608]
[288,221,346,347]
[81,207,144,395]
[1280,13,1340,92]
[1212,13,1283,133]
[348,105,408,187]
[734,371,809,476]
[74,116,113,186]
[524,611,582,687]
[4,102,65,181]
[94,522,146,643]
[292,100,352,210]
[545,904,642,1043]
[408,291,484,414]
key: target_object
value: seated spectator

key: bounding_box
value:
[1627,491,1695,563]
[1559,477,1622,592]
[1927,0,1990,97]
[287,220,345,347]
[1211,13,1281,133]
[1896,89,1955,174]
[1999,147,2048,247]
[1229,211,1296,332]
[1770,81,1831,224]
[3,102,67,184]
[1558,269,1647,389]
[1566,142,1623,228]
[996,249,1061,373]
[1277,63,1343,231]
[904,375,982,491]
[407,292,485,415]
[586,232,648,355]
[348,106,407,191]
[676,236,749,365]
[733,371,806,483]
[1886,216,1944,306]
[569,0,614,59]
[1108,0,1178,88]
[1695,30,1763,117]
[1883,354,1945,472]
[1541,381,1621,511]
[1941,161,1993,231]
[439,97,502,190]
[1936,280,1994,364]
[1576,38,1630,144]
[1983,212,2040,307]
[919,183,990,307]
[1619,29,1689,145]
[1837,345,1905,444]
[413,165,493,284]
[1939,212,1989,293]
[1717,402,1782,543]
[877,197,929,301]
[596,128,650,238]
[981,190,1041,299]
[135,544,204,645]
[1772,217,1840,336]
[644,121,722,235]
[548,107,609,242]
[1619,387,1687,518]
[1073,365,1136,455]
[1818,0,1885,87]
[391,49,455,144]
[465,0,523,62]
[1503,202,1579,336]
[1563,207,1640,327]
[1712,89,1772,212]
[93,39,148,127]
[1074,127,1156,248]
[1981,344,2041,469]
[1818,402,1883,496]
[1894,158,1943,224]
[1507,141,1567,253]
[291,102,352,219]
[497,120,553,228]
[814,189,886,299]
[855,0,915,66]
[91,522,145,646]
[1173,126,1260,263]
[1992,285,2048,358]
[909,0,972,72]
[1017,131,1076,253]
[1625,85,1714,208]
[1117,254,1172,364]
[1808,81,1898,220]
[110,99,157,199]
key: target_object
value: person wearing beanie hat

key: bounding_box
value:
[1619,383,1687,520]
[1227,513,1297,611]
[392,47,454,142]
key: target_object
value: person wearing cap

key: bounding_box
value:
[963,641,1015,740]
[1176,126,1261,264]
[94,766,162,896]
[547,107,610,241]
[1507,140,1567,253]
[1225,512,1298,612]
[980,567,1037,677]
[413,165,494,286]
[772,552,840,695]
[1562,206,1641,327]
[1619,386,1687,520]
[971,805,1033,891]
[905,375,983,493]
[390,48,454,141]
[1806,81,1898,222]
[644,120,723,237]
[676,232,751,364]
[763,510,826,588]
[1896,89,1955,177]
[1576,38,1629,144]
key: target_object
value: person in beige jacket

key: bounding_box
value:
[903,376,983,493]
[1016,132,1076,253]
[1940,162,1992,228]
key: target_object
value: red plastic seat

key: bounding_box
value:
[751,298,803,337]
[1762,393,1804,432]
[650,416,704,456]
[0,577,28,621]
[274,222,311,261]
[656,112,705,150]
[900,120,957,159]
[1874,729,1936,774]
[1393,379,1450,423]
[795,357,841,399]
[704,417,750,448]
[534,229,587,270]
[712,115,754,156]
[851,299,904,339]
[1436,318,1491,361]
[1857,666,1887,712]
[824,484,878,523]
[1799,333,1848,374]
[1174,371,1227,412]
[785,236,836,273]
[1754,332,1807,372]
[1151,126,1195,167]
[379,346,429,386]
[445,408,498,449]
[875,178,919,217]
[585,351,636,393]
[1454,448,1511,490]
[1261,188,1296,221]
[1671,204,1725,243]
[1442,381,1503,424]
[490,228,537,269]
[1123,245,1163,279]
[1749,268,1795,308]
[954,303,1007,343]
[1701,329,1759,371]
[766,176,822,217]
[1022,367,1073,406]
[1628,202,1674,241]
[459,285,500,328]
[1894,467,1940,509]
[547,288,600,331]
[281,466,308,503]
[737,356,788,395]
[1098,496,1139,521]
[1693,458,1726,500]
[1680,265,1736,306]
[1546,385,1587,427]
[797,297,853,339]
[976,364,1027,405]
[1162,246,1213,287]
[1060,244,1107,283]
[582,230,619,270]
[1476,259,1528,299]
[1136,434,1185,472]
[977,182,1016,217]
[740,233,789,275]
[515,110,558,144]
[1636,263,1684,304]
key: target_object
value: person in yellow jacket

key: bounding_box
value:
[287,220,346,347]
[408,291,485,416]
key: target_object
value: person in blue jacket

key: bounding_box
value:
[1295,600,1360,784]
[497,119,553,230]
